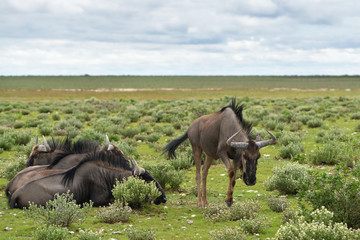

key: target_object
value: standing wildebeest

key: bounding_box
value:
[9,142,166,208]
[163,99,276,207]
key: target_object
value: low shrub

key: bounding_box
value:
[278,142,304,159]
[230,199,261,221]
[38,124,53,136]
[13,121,24,129]
[25,191,92,227]
[77,229,103,240]
[264,163,308,194]
[238,215,269,234]
[33,225,69,240]
[298,165,360,228]
[146,132,161,143]
[38,106,52,113]
[307,118,323,128]
[209,227,247,240]
[274,207,360,240]
[96,202,132,223]
[309,142,340,165]
[203,203,230,222]
[52,113,61,121]
[266,195,290,212]
[144,164,185,190]
[278,131,302,146]
[112,177,160,209]
[169,151,193,170]
[126,227,156,240]
[120,127,141,138]
[2,157,26,180]
[0,133,15,150]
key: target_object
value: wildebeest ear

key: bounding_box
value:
[256,134,261,141]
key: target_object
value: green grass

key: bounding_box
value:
[1,84,360,239]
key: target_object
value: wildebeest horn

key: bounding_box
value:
[42,136,51,151]
[105,135,114,151]
[130,157,145,175]
[256,130,276,149]
[36,136,38,144]
[226,130,249,149]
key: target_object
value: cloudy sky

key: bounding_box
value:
[1,0,359,75]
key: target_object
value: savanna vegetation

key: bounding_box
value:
[1,76,360,239]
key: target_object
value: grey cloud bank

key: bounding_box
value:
[0,0,359,75]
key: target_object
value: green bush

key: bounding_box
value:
[278,142,304,159]
[146,132,161,143]
[238,215,269,234]
[350,112,360,120]
[230,199,261,221]
[209,227,246,240]
[13,121,24,129]
[0,133,15,150]
[38,106,52,113]
[124,105,142,122]
[38,124,53,136]
[265,163,308,194]
[144,164,185,190]
[25,191,92,227]
[33,225,69,240]
[52,112,61,121]
[307,118,323,128]
[298,165,360,228]
[96,202,132,223]
[77,229,103,240]
[112,177,160,209]
[126,227,156,240]
[274,207,360,240]
[120,127,141,138]
[309,142,340,165]
[278,131,302,146]
[266,195,290,212]
[169,151,193,170]
[2,157,26,180]
[203,203,230,222]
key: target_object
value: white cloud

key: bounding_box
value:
[0,0,359,75]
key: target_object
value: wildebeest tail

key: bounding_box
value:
[163,132,188,159]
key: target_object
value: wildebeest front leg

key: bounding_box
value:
[219,152,235,207]
[201,154,214,206]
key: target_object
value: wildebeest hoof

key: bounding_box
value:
[225,201,232,207]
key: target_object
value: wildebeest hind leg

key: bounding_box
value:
[192,146,203,208]
[201,155,214,207]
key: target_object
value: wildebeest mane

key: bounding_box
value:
[48,139,99,169]
[61,150,132,186]
[220,98,254,139]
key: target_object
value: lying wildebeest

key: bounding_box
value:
[163,99,276,207]
[5,136,120,202]
[9,142,166,208]
[26,136,101,167]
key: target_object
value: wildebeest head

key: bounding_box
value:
[227,130,276,186]
[27,136,53,166]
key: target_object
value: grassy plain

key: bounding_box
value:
[1,75,360,101]
[0,76,360,239]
